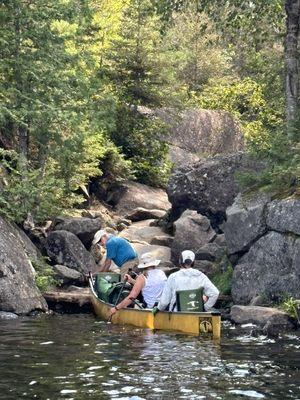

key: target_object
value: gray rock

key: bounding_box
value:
[124,207,166,222]
[0,311,18,319]
[133,243,172,270]
[168,153,263,225]
[107,181,171,215]
[195,243,225,262]
[171,210,216,263]
[52,265,84,285]
[267,198,300,235]
[52,217,102,246]
[120,219,171,244]
[0,217,48,314]
[213,234,227,247]
[150,235,174,247]
[194,260,217,278]
[46,230,97,274]
[232,232,300,304]
[249,295,265,306]
[223,193,269,254]
[230,305,293,330]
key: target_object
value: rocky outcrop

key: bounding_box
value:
[133,243,173,270]
[106,181,171,215]
[171,210,216,263]
[225,196,300,304]
[0,217,48,314]
[232,232,300,304]
[224,193,270,254]
[52,216,102,247]
[138,106,244,166]
[231,305,294,335]
[46,231,97,274]
[52,265,85,286]
[167,153,262,226]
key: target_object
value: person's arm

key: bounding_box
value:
[157,276,173,311]
[202,276,219,311]
[109,275,145,316]
[98,258,111,273]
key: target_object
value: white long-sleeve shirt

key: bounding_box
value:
[158,268,219,312]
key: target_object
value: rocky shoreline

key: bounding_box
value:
[1,155,299,337]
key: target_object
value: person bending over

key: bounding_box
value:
[109,252,167,317]
[157,250,219,312]
[92,229,138,279]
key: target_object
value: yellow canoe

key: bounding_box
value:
[89,278,221,339]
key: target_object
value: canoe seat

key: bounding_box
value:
[176,288,204,312]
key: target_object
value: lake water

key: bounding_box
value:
[0,314,299,399]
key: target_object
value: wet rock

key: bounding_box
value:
[231,305,294,335]
[0,217,48,314]
[106,181,171,215]
[46,230,97,274]
[223,193,269,254]
[52,216,102,247]
[124,207,166,222]
[52,265,84,286]
[171,210,216,262]
[0,311,18,319]
[232,232,300,304]
[267,198,300,235]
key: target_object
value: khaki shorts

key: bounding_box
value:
[109,258,139,279]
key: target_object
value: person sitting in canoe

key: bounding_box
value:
[156,250,219,312]
[92,229,138,279]
[109,252,167,317]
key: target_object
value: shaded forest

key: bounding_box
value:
[0,0,299,225]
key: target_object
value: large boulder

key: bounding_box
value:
[138,107,244,166]
[0,217,48,314]
[124,207,166,222]
[230,305,294,334]
[106,181,171,215]
[133,243,172,270]
[167,153,262,226]
[232,232,300,304]
[46,230,97,274]
[224,193,270,254]
[267,198,300,235]
[52,217,102,247]
[171,210,216,262]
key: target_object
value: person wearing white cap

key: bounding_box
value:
[92,229,138,278]
[109,252,167,317]
[157,250,219,312]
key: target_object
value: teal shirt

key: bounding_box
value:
[106,237,137,268]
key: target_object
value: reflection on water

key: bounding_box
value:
[0,315,299,399]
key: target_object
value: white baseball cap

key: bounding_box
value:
[181,250,195,264]
[92,229,107,245]
[137,252,161,269]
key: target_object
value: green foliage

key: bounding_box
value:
[282,297,300,323]
[31,256,60,293]
[110,105,171,187]
[212,265,233,295]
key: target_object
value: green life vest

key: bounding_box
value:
[176,287,204,312]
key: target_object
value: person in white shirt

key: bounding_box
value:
[157,250,219,312]
[109,252,167,317]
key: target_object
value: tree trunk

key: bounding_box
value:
[285,0,300,128]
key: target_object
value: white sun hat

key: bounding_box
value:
[181,250,195,263]
[92,229,107,245]
[137,252,161,269]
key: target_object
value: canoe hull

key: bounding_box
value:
[89,280,221,339]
